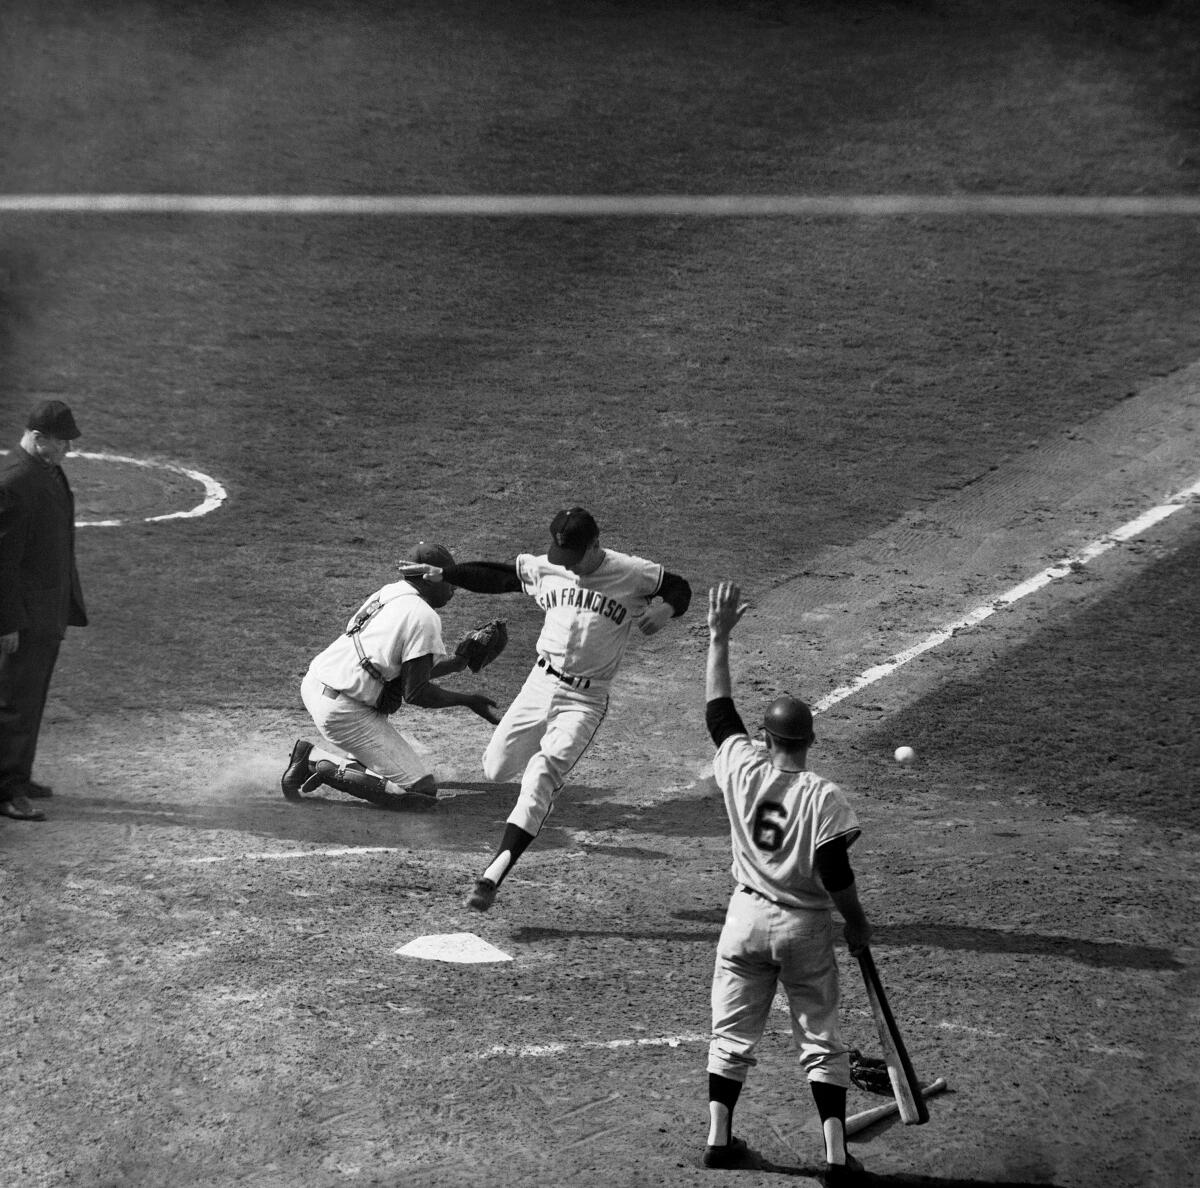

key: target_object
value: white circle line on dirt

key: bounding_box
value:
[3,193,1200,217]
[71,450,227,527]
[185,846,401,863]
[812,474,1200,715]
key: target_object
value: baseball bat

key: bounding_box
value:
[845,1076,947,1137]
[856,947,929,1124]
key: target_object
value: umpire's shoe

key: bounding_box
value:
[466,878,497,912]
[281,739,315,802]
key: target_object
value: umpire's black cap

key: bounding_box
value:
[26,399,81,440]
[763,695,815,744]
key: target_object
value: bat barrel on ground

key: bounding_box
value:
[845,1076,947,1137]
[856,946,930,1125]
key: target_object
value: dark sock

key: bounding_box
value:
[707,1073,742,1146]
[810,1080,848,1164]
[483,823,535,886]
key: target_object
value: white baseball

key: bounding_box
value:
[894,745,916,765]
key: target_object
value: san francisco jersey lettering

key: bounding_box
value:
[515,548,663,682]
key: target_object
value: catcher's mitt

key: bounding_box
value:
[849,1049,892,1095]
[455,619,508,673]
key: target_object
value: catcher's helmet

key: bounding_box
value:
[411,541,456,607]
[413,541,454,570]
[762,695,814,744]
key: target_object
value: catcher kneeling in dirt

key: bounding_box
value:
[281,543,508,810]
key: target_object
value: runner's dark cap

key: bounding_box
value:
[26,400,81,440]
[548,507,599,566]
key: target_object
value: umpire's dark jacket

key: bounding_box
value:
[0,444,88,638]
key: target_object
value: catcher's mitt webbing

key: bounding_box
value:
[849,1049,892,1095]
[455,619,508,672]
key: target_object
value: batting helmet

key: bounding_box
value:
[762,695,814,744]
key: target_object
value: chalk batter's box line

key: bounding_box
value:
[186,846,402,863]
[3,193,1200,216]
[814,474,1200,715]
[488,1021,1145,1061]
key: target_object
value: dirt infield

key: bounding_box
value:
[2,2,1200,1186]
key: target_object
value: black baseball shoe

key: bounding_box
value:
[703,1137,762,1170]
[466,878,497,911]
[823,1153,866,1185]
[281,739,314,802]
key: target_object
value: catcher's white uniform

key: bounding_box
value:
[483,548,664,833]
[302,579,446,788]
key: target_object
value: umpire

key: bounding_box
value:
[701,581,872,1184]
[0,400,88,821]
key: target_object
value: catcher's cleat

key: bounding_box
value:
[281,739,315,802]
[823,1153,866,1186]
[466,877,497,912]
[702,1137,762,1171]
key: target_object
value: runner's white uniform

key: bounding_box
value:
[709,733,862,1087]
[300,579,445,789]
[483,548,663,834]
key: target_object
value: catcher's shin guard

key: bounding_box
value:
[311,759,392,806]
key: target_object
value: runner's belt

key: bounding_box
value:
[537,656,591,690]
[738,884,782,906]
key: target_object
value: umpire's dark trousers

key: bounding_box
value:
[0,630,62,802]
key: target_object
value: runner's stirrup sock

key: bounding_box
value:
[483,823,535,886]
[810,1080,849,1164]
[707,1073,742,1146]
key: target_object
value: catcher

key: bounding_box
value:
[280,542,508,810]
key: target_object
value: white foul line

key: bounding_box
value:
[813,475,1200,714]
[3,194,1200,217]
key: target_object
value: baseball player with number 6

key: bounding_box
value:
[701,581,874,1185]
[399,507,691,912]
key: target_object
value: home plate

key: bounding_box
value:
[396,933,513,963]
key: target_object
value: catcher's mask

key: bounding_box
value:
[762,695,815,745]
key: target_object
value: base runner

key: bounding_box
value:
[701,581,873,1185]
[401,507,691,911]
